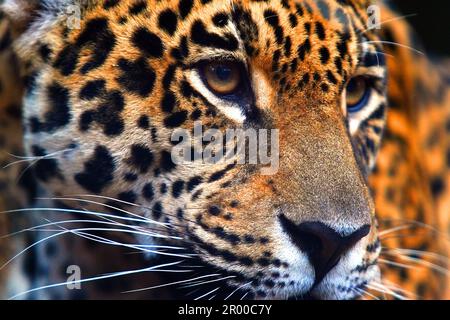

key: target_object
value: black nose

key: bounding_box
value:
[279,215,370,284]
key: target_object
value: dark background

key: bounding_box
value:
[392,1,450,56]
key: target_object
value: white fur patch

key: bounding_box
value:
[1,0,85,55]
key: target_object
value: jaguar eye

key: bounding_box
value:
[346,76,370,112]
[202,61,241,95]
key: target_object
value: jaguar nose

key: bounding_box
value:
[279,215,370,284]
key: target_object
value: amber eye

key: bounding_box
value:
[203,61,241,95]
[346,76,370,112]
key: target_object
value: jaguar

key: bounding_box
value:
[0,0,448,300]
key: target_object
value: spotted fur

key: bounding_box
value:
[0,0,448,300]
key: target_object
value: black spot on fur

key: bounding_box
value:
[138,115,150,129]
[326,70,338,84]
[160,183,168,194]
[161,92,178,113]
[187,176,202,192]
[190,109,202,120]
[18,166,38,203]
[79,79,106,100]
[54,18,116,75]
[31,146,64,182]
[180,80,197,98]
[160,150,177,172]
[289,13,298,28]
[263,9,284,45]
[129,1,147,15]
[79,90,125,136]
[132,27,164,58]
[208,205,221,216]
[118,191,137,203]
[315,21,326,40]
[212,12,229,27]
[298,73,310,88]
[39,44,52,62]
[75,146,115,193]
[230,200,239,208]
[32,83,71,133]
[170,36,190,61]
[319,47,330,64]
[232,6,259,56]
[430,177,445,197]
[152,202,163,219]
[164,110,188,128]
[103,0,120,10]
[178,0,194,19]
[337,33,350,58]
[22,237,38,282]
[191,20,238,51]
[284,36,292,57]
[298,39,311,61]
[162,64,177,90]
[0,29,12,52]
[117,58,156,97]
[143,183,155,201]
[208,164,235,183]
[124,172,138,182]
[244,235,255,244]
[158,9,178,36]
[127,144,154,173]
[172,180,185,198]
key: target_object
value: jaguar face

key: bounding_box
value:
[4,0,388,299]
